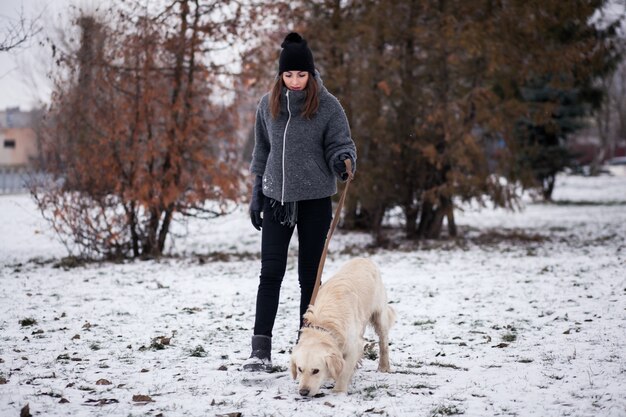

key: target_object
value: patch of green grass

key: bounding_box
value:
[53,256,88,270]
[19,318,37,327]
[411,383,436,390]
[268,365,287,373]
[413,319,436,326]
[406,361,425,369]
[430,404,465,416]
[553,200,626,207]
[189,345,207,357]
[502,333,517,342]
[428,362,468,371]
[362,383,389,399]
[364,343,378,360]
[181,307,202,314]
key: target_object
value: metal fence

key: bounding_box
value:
[0,166,30,195]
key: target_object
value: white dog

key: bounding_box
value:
[290,258,396,396]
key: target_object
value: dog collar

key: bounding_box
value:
[303,324,332,334]
[301,323,340,346]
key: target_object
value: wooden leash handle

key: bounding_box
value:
[308,159,353,309]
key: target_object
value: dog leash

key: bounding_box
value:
[308,159,354,309]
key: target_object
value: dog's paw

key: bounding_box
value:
[377,365,391,373]
[332,385,348,394]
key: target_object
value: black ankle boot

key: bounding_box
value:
[242,335,272,372]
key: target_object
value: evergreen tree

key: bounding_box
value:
[515,78,596,200]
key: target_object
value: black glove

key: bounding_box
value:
[249,175,264,231]
[333,154,352,181]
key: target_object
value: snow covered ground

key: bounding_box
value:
[1,174,625,417]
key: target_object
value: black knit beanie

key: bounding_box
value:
[278,32,315,74]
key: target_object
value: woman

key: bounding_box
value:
[244,32,357,372]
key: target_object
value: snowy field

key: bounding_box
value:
[0,174,625,417]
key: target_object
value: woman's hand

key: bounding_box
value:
[333,154,354,181]
[249,175,264,230]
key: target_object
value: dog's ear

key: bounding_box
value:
[325,352,344,380]
[290,356,298,380]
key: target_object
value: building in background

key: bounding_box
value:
[0,107,38,167]
[0,107,39,194]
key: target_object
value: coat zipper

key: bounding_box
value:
[281,90,291,205]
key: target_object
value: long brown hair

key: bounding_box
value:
[270,74,319,120]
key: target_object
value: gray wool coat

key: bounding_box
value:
[249,74,357,203]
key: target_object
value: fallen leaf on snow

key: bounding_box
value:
[96,379,112,385]
[20,404,31,417]
[132,394,154,403]
[492,343,509,348]
[150,336,171,350]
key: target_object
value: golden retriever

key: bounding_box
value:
[290,258,396,396]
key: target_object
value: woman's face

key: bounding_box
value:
[282,71,309,91]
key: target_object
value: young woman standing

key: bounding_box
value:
[244,32,356,371]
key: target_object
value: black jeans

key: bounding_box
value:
[253,197,332,337]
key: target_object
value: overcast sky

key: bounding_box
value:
[1,0,625,112]
[0,0,106,111]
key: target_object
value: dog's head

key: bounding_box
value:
[290,333,344,397]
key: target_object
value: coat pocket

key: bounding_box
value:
[311,158,331,178]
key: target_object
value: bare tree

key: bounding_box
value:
[610,59,626,152]
[591,56,626,174]
[0,6,41,52]
[31,1,264,259]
